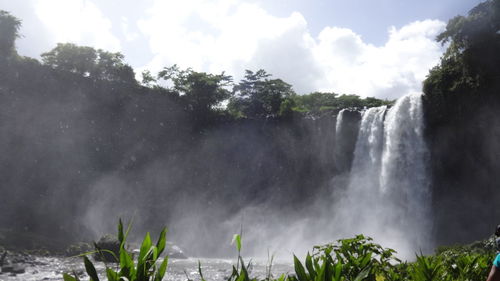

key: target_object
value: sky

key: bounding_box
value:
[0,0,483,99]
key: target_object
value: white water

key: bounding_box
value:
[333,93,431,259]
[335,109,346,137]
[1,256,292,281]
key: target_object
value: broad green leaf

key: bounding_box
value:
[232,234,242,252]
[119,248,134,278]
[138,232,152,262]
[156,227,167,255]
[305,253,316,279]
[84,256,100,281]
[155,256,169,281]
[294,255,308,281]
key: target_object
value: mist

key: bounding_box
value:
[2,2,500,272]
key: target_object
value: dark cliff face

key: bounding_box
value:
[424,94,500,246]
[334,110,361,175]
[0,58,347,255]
[421,0,500,246]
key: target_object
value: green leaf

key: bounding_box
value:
[198,260,206,281]
[63,273,78,281]
[353,266,371,281]
[305,253,316,279]
[294,255,308,281]
[156,227,167,255]
[84,256,100,281]
[118,219,124,246]
[106,268,118,281]
[155,256,169,281]
[315,260,326,281]
[232,234,242,252]
[138,232,152,262]
[119,247,134,278]
[334,262,342,281]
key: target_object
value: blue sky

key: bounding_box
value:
[259,0,482,44]
[0,0,484,99]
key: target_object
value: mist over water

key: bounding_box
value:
[178,93,432,261]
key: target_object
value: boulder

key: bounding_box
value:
[93,234,120,263]
[165,242,187,259]
[65,242,93,257]
[1,264,26,274]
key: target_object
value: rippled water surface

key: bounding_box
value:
[0,256,293,281]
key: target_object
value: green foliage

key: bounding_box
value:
[292,92,392,115]
[423,0,500,128]
[228,69,295,119]
[0,10,21,58]
[41,43,136,83]
[64,219,169,281]
[69,224,497,281]
[309,235,400,281]
[158,65,233,120]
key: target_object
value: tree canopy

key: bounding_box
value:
[41,43,136,83]
[423,0,500,125]
[228,69,295,119]
[0,10,22,58]
[158,65,233,115]
[292,92,392,115]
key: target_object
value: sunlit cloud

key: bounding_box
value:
[137,0,445,98]
[34,0,121,52]
[4,0,445,99]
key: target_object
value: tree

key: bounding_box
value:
[228,69,295,119]
[41,43,136,83]
[158,65,233,116]
[93,49,135,83]
[41,43,97,76]
[423,0,500,126]
[0,10,22,58]
[291,92,391,115]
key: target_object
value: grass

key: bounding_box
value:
[64,222,497,281]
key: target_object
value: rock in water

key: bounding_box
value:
[165,242,187,259]
[94,234,120,263]
[2,264,26,274]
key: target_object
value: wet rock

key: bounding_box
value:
[165,242,187,259]
[2,263,26,274]
[94,234,120,263]
[0,251,6,266]
[65,242,93,256]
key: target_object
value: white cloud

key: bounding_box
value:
[34,0,121,52]
[3,0,445,99]
[313,20,445,99]
[137,0,445,99]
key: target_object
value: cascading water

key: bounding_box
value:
[332,93,431,259]
[335,109,346,136]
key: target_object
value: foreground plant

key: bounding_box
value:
[63,219,169,281]
[288,235,400,281]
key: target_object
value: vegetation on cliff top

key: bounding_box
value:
[0,9,389,123]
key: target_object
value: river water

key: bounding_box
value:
[0,256,293,281]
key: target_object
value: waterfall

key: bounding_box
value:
[379,93,431,255]
[350,106,387,187]
[333,93,431,259]
[335,109,346,136]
